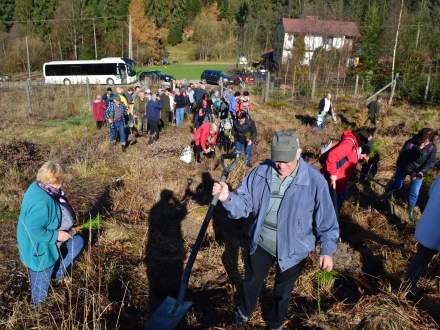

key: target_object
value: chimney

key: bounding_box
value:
[306,16,319,20]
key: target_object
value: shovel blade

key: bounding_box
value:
[144,296,192,330]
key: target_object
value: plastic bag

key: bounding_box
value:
[179,145,193,164]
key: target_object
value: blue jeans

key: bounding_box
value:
[235,141,253,165]
[176,107,185,127]
[29,234,85,308]
[109,120,127,146]
[388,167,424,207]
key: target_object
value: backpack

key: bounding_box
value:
[241,98,250,113]
[319,138,357,168]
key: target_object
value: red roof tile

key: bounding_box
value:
[282,17,360,37]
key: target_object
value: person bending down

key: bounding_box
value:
[17,161,84,308]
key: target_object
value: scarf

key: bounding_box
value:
[37,183,76,221]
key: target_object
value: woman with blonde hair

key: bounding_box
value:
[16,161,84,308]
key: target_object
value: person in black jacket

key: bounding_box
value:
[233,111,257,167]
[174,89,188,128]
[385,128,437,222]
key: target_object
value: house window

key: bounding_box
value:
[324,36,333,47]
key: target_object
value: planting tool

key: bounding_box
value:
[145,154,241,330]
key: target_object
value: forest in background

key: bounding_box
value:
[0,0,440,103]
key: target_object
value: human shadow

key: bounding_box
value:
[145,189,187,311]
[76,179,125,245]
[340,214,402,289]
[184,172,215,206]
[338,113,356,128]
[295,114,316,126]
[213,202,251,287]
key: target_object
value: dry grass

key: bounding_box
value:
[0,86,439,329]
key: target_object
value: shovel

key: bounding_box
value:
[144,154,241,330]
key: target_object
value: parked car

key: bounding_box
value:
[231,72,255,85]
[139,70,174,82]
[200,70,234,85]
[0,73,9,81]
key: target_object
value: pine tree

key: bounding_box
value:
[0,0,15,32]
[145,0,171,27]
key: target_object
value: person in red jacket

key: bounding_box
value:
[92,94,106,129]
[194,122,218,162]
[321,127,373,212]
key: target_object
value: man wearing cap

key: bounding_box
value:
[212,131,339,329]
[105,95,128,152]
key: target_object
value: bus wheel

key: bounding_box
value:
[107,78,115,85]
[63,78,71,85]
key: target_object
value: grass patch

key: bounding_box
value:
[0,210,19,222]
[137,62,233,80]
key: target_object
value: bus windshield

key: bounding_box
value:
[127,64,136,77]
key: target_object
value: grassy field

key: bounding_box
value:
[1,85,440,329]
[137,62,234,80]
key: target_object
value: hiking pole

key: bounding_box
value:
[145,154,240,330]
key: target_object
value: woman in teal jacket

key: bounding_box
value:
[17,161,84,308]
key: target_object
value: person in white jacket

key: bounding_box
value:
[316,93,337,129]
[405,174,440,294]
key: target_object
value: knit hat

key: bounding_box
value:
[271,131,300,162]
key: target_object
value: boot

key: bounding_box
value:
[121,144,126,152]
[408,206,416,223]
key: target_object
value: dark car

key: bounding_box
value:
[139,70,174,82]
[200,70,234,85]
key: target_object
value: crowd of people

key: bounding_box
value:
[91,83,257,164]
[16,80,439,330]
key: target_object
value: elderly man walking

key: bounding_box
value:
[213,131,339,329]
[105,95,128,152]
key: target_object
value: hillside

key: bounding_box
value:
[0,86,439,329]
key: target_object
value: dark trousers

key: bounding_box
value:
[148,119,159,143]
[406,244,438,292]
[96,121,104,129]
[240,245,306,329]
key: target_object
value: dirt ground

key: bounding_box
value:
[0,89,439,329]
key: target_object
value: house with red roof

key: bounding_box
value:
[273,16,360,67]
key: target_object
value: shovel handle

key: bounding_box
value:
[175,156,240,306]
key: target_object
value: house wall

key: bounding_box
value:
[282,33,347,65]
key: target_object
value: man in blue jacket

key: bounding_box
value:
[146,93,163,144]
[405,174,440,296]
[213,131,339,330]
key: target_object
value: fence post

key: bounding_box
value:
[389,72,399,105]
[264,71,270,103]
[311,72,317,101]
[26,80,33,115]
[86,78,92,113]
[424,72,431,102]
[354,74,359,97]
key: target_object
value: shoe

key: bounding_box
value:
[121,144,126,152]
[233,306,248,325]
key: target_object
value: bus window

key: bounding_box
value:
[71,65,81,75]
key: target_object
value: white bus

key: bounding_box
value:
[43,57,137,85]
